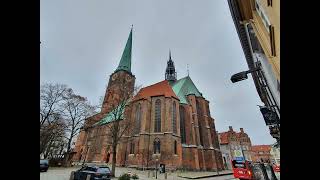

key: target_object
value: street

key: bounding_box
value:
[40,167,237,180]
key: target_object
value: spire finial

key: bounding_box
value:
[187,64,189,76]
[131,24,133,29]
[169,49,172,60]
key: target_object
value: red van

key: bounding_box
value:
[231,160,254,180]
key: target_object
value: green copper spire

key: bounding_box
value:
[115,27,132,73]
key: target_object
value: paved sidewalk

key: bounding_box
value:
[40,166,234,180]
[177,170,233,179]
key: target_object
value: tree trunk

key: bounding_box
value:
[111,144,117,177]
[63,153,70,167]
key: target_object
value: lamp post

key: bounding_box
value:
[82,146,89,166]
[231,67,280,144]
[155,158,159,179]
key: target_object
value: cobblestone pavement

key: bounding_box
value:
[40,166,236,180]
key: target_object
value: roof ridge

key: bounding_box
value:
[140,80,167,89]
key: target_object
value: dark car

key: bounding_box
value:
[72,165,111,180]
[40,159,49,172]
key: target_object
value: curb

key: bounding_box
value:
[177,172,234,179]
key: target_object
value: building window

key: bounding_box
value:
[153,138,160,154]
[154,99,161,132]
[267,0,272,6]
[197,100,202,116]
[198,121,204,146]
[255,0,271,33]
[135,103,142,135]
[130,142,135,154]
[174,140,177,154]
[269,25,276,56]
[172,101,177,134]
[179,106,186,144]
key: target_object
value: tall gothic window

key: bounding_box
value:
[130,141,135,154]
[154,99,161,132]
[153,138,160,154]
[172,101,177,134]
[197,100,202,116]
[174,140,177,154]
[198,121,204,146]
[179,106,186,144]
[135,104,141,134]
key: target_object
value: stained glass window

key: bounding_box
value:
[172,101,177,134]
[154,99,161,132]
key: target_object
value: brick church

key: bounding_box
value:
[73,28,224,171]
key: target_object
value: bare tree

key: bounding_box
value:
[40,83,68,157]
[96,83,141,177]
[40,83,68,127]
[41,118,67,158]
[61,88,95,166]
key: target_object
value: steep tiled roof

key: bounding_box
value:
[171,76,203,104]
[219,132,229,144]
[132,80,179,101]
[251,145,271,152]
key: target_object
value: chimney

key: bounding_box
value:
[240,128,244,133]
[229,126,233,131]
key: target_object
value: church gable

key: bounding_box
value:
[171,76,203,104]
[132,80,179,101]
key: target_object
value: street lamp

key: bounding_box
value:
[82,146,89,166]
[155,158,159,179]
[230,68,260,83]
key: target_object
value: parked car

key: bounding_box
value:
[72,165,111,180]
[40,159,49,172]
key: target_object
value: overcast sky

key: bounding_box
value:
[40,0,275,145]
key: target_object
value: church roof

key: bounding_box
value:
[93,101,126,126]
[132,80,179,101]
[170,76,203,104]
[115,28,132,73]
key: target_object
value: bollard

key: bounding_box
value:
[86,174,91,180]
[69,171,75,180]
[164,172,167,179]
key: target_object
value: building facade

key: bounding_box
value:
[73,29,224,171]
[270,143,280,165]
[227,0,280,143]
[250,145,271,163]
[218,126,252,170]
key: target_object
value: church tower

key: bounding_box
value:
[165,50,177,83]
[101,27,136,114]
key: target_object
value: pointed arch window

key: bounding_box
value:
[179,106,186,144]
[135,103,141,134]
[172,101,177,134]
[130,141,135,154]
[154,99,161,132]
[198,121,204,146]
[174,140,177,154]
[153,138,160,154]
